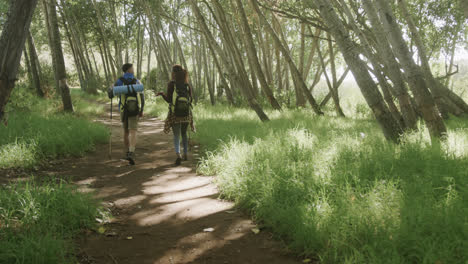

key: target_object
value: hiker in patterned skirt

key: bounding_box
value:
[156,65,195,165]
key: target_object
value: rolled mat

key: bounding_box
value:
[113,84,144,95]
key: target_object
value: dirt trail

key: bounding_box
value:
[62,106,301,264]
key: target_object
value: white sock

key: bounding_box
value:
[129,146,135,152]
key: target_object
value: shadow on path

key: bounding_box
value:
[61,105,300,264]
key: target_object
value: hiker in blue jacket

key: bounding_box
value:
[108,63,145,165]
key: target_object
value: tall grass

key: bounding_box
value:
[0,112,108,169]
[0,87,109,169]
[0,180,102,264]
[194,104,468,263]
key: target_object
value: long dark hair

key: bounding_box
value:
[171,64,188,84]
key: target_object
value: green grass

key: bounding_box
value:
[0,112,108,169]
[143,90,169,118]
[194,104,468,264]
[0,87,109,169]
[71,89,107,118]
[0,180,104,264]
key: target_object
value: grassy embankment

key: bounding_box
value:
[146,84,468,264]
[123,87,468,263]
[0,88,109,263]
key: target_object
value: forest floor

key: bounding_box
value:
[53,103,301,264]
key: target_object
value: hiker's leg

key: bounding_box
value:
[122,112,130,152]
[172,123,181,154]
[127,116,138,153]
[129,129,137,152]
[181,123,188,155]
[123,129,129,151]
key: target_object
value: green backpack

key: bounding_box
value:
[172,82,191,117]
[120,77,140,117]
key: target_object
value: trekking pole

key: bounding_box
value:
[109,97,113,160]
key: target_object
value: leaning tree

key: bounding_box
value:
[0,0,38,122]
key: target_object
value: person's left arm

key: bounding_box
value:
[137,79,144,117]
[139,93,145,117]
[188,84,194,103]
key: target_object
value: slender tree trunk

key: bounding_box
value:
[136,16,142,79]
[0,0,38,121]
[312,0,402,141]
[337,0,404,128]
[303,27,321,79]
[272,15,305,107]
[61,11,86,92]
[201,38,215,105]
[275,41,282,95]
[360,0,418,130]
[91,0,116,80]
[190,0,269,121]
[90,48,101,83]
[250,0,322,114]
[234,0,281,110]
[374,0,447,139]
[27,31,44,97]
[317,43,345,117]
[147,36,152,88]
[398,0,467,116]
[24,47,34,90]
[99,44,110,85]
[47,0,73,112]
[42,0,59,91]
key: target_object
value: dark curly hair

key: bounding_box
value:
[171,64,188,84]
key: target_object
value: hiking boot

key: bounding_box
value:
[121,151,130,161]
[175,154,182,166]
[128,152,135,165]
[183,153,188,161]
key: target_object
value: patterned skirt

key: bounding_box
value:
[163,111,196,134]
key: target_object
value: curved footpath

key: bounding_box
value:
[61,106,301,264]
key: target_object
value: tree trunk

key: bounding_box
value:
[42,0,59,91]
[303,27,321,80]
[337,0,404,128]
[360,0,418,130]
[99,44,111,86]
[136,16,142,79]
[201,38,215,105]
[317,42,345,117]
[190,0,269,121]
[272,15,306,107]
[250,0,323,115]
[373,0,447,139]
[275,40,282,95]
[27,31,44,97]
[312,0,402,142]
[0,0,38,121]
[47,0,73,112]
[61,10,86,92]
[398,0,466,117]
[234,0,281,110]
[147,35,152,89]
[91,0,116,80]
[24,47,34,90]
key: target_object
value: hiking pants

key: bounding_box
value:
[172,122,189,154]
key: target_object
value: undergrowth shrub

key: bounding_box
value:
[196,105,468,264]
[0,180,102,264]
[0,112,108,169]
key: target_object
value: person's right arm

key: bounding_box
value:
[157,82,174,103]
